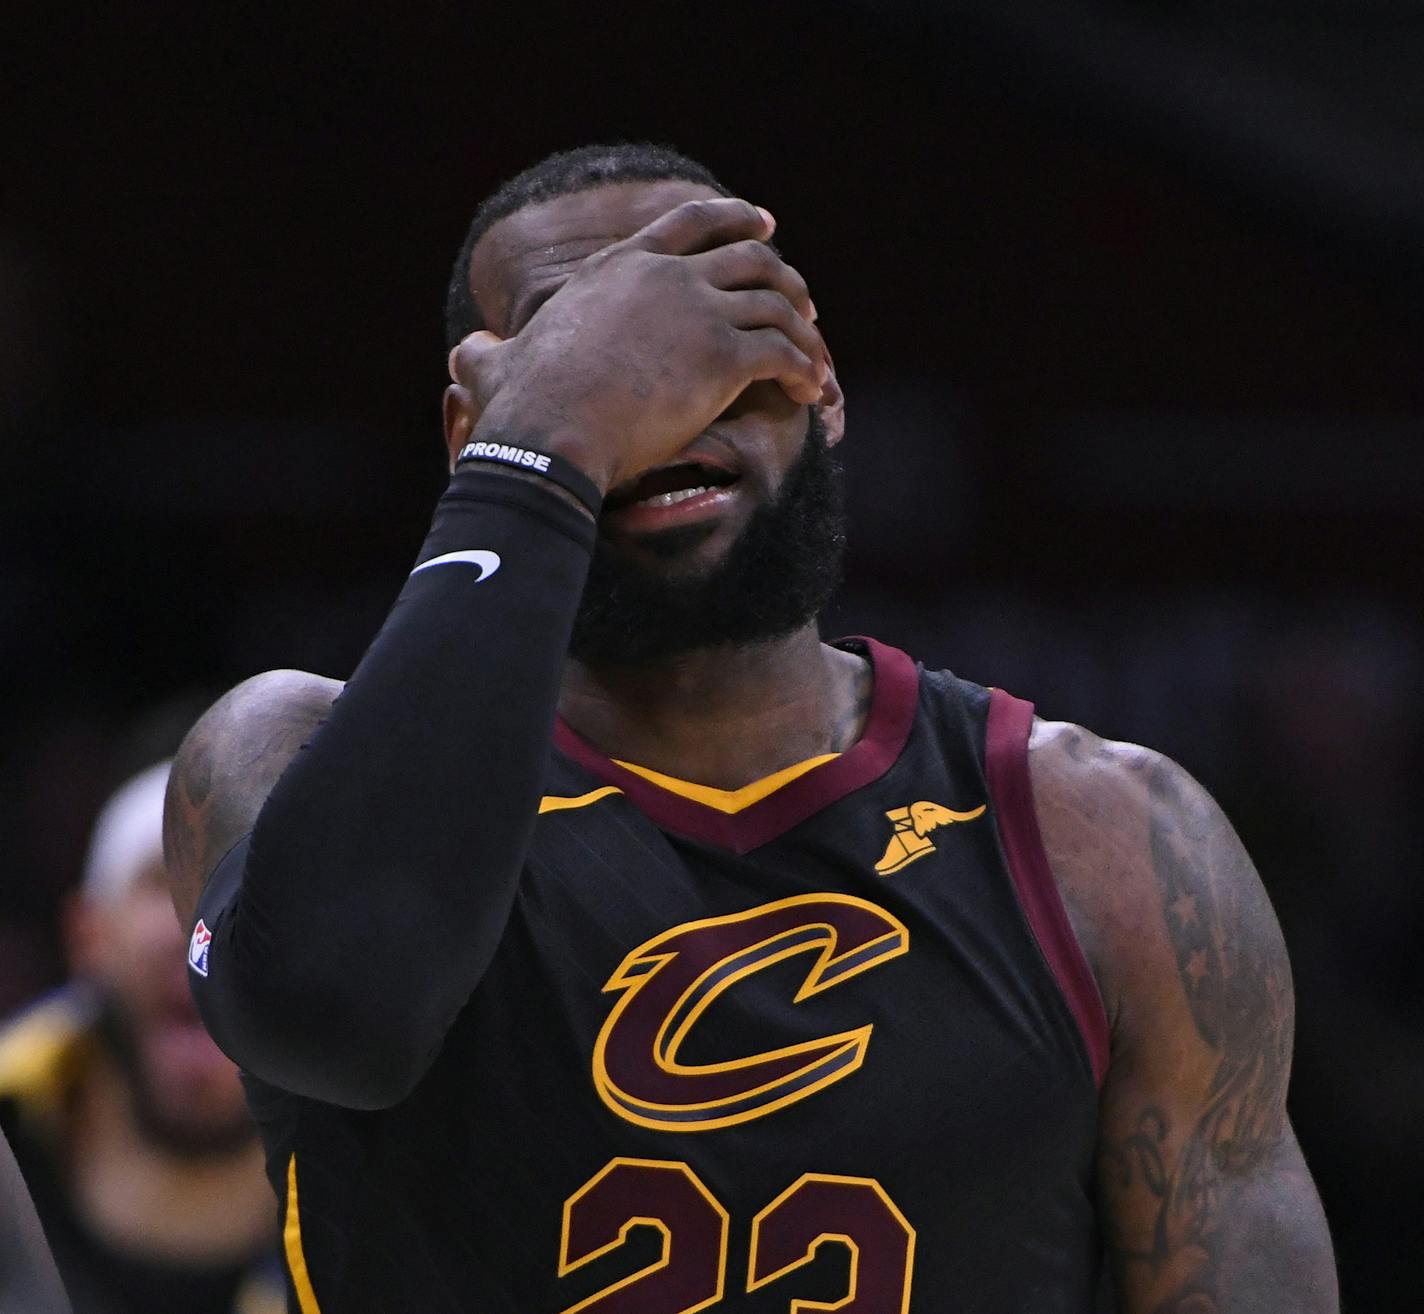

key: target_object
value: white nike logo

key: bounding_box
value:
[410,549,502,582]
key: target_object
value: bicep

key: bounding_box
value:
[162,669,341,928]
[1094,755,1337,1312]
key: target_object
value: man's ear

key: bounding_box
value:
[818,342,846,447]
[443,385,476,472]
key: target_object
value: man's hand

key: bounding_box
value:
[446,197,827,493]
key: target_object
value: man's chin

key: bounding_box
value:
[571,419,845,667]
[134,1032,257,1157]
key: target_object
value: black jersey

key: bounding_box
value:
[247,639,1110,1313]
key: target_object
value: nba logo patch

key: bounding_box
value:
[188,919,212,977]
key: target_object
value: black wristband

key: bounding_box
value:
[427,461,597,562]
[456,439,603,516]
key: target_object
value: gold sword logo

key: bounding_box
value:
[874,800,986,875]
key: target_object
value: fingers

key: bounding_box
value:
[721,288,826,373]
[626,196,775,257]
[733,327,825,406]
[695,240,813,321]
[447,330,504,395]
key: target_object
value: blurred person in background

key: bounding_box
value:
[0,1126,70,1314]
[0,761,282,1314]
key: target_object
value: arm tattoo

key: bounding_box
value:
[164,680,334,927]
[1149,766,1294,1175]
[1098,759,1300,1312]
[162,720,215,918]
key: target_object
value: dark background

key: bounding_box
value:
[3,2,1420,1306]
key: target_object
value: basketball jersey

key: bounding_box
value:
[246,638,1111,1312]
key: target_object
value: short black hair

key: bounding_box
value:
[444,141,732,351]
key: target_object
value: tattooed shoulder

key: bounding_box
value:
[1028,719,1160,1029]
[1032,723,1327,1310]
[1032,722,1293,1079]
[1143,755,1295,1130]
[163,669,342,928]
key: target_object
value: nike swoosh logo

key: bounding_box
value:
[410,549,502,582]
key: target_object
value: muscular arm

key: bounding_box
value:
[1030,723,1338,1313]
[163,197,824,1112]
[164,469,595,1109]
[164,670,338,931]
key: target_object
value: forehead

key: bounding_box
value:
[466,179,723,336]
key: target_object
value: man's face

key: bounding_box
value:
[463,180,847,664]
[465,180,828,574]
[71,866,253,1155]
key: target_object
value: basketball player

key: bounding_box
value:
[163,144,1338,1312]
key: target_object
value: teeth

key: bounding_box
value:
[637,485,711,508]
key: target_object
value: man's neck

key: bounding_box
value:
[559,624,872,790]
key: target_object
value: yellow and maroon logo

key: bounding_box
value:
[873,800,986,876]
[592,894,908,1133]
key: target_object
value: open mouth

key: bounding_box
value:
[604,461,740,511]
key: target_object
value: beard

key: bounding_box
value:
[569,409,847,667]
[96,996,257,1159]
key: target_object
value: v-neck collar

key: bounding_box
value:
[552,637,920,853]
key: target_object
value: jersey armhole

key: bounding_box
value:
[985,688,1110,1088]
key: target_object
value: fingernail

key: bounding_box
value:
[808,299,819,321]
[447,347,459,380]
[756,206,776,232]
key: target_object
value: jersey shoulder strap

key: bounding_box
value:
[919,668,1110,1085]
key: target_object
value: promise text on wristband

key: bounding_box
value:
[456,440,602,516]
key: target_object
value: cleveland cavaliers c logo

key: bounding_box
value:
[592,894,909,1133]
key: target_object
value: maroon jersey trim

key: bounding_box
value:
[553,638,919,854]
[985,688,1110,1087]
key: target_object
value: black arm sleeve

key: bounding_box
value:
[189,466,595,1109]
